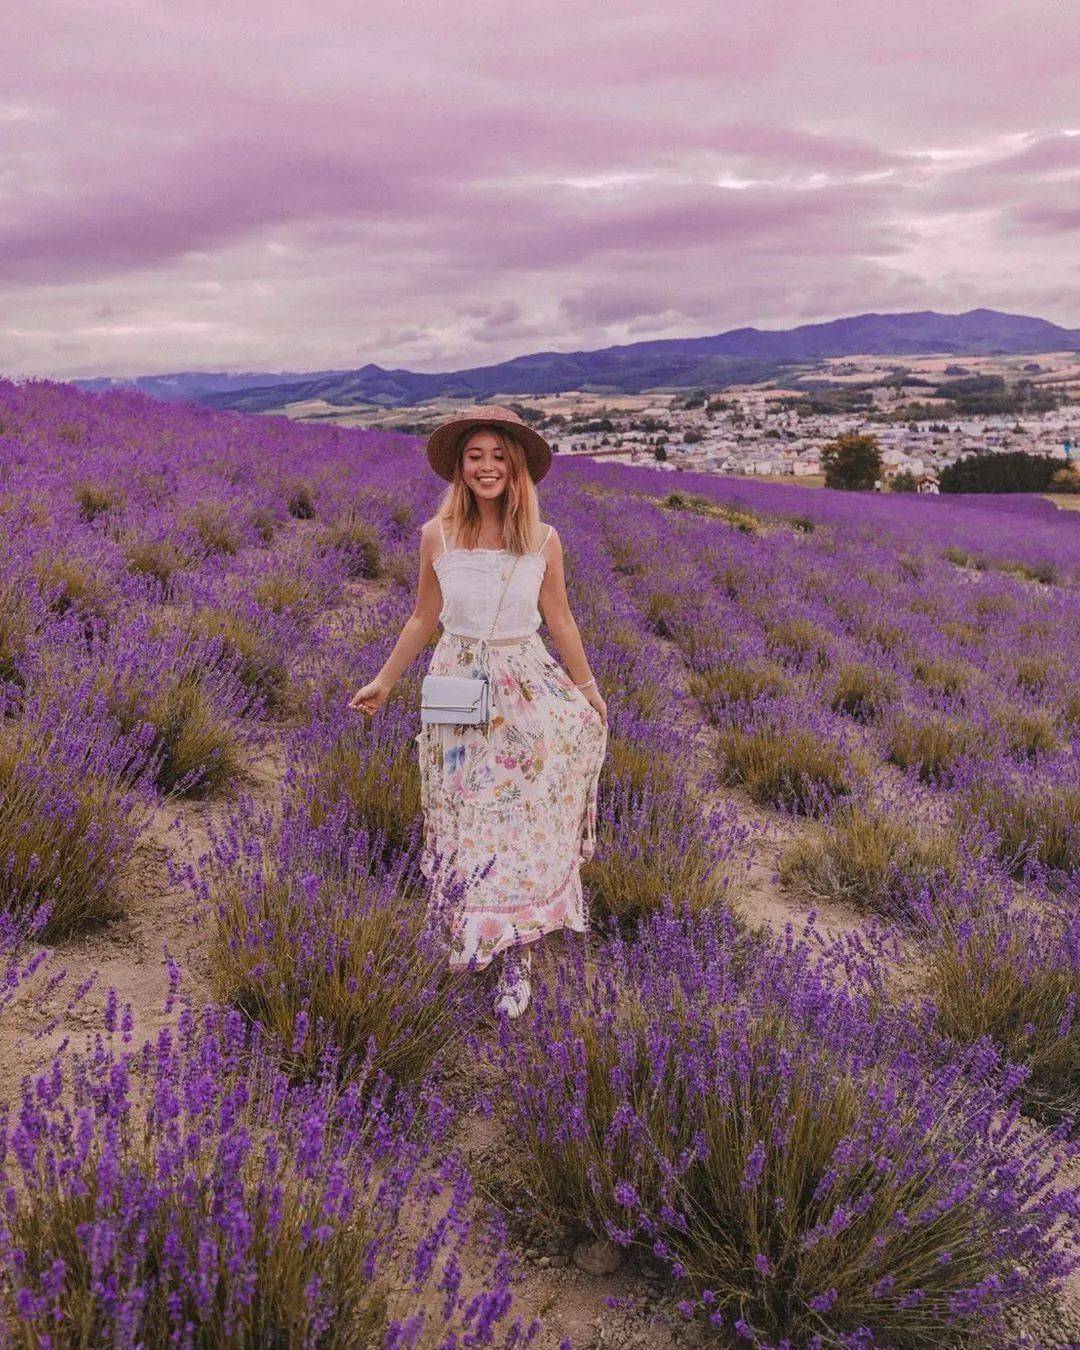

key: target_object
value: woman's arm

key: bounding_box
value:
[348,520,443,714]
[537,526,598,689]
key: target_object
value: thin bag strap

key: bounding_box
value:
[487,554,520,640]
[476,554,521,723]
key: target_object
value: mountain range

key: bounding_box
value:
[72,309,1080,412]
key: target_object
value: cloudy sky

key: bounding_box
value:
[3,0,1079,379]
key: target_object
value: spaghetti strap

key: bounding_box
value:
[436,517,448,558]
[540,522,554,553]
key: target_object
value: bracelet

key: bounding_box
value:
[574,676,597,690]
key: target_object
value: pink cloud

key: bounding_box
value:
[1,0,1078,379]
[978,133,1080,177]
[1011,200,1080,234]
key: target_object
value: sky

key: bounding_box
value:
[2,0,1079,380]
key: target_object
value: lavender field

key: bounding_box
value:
[0,376,1077,1349]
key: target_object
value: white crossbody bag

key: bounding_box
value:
[420,553,521,729]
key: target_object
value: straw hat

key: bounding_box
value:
[425,404,553,484]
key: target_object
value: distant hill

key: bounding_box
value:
[72,368,354,403]
[75,309,1080,412]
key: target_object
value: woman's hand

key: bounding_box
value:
[583,684,607,727]
[348,678,390,717]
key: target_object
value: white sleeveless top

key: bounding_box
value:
[433,518,553,641]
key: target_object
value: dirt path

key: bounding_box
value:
[644,627,873,947]
[0,737,287,1114]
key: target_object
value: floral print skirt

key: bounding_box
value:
[414,630,608,971]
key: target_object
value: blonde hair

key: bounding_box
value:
[436,424,543,555]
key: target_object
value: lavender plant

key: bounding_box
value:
[191,797,483,1090]
[920,890,1080,1124]
[0,706,154,937]
[0,1000,535,1347]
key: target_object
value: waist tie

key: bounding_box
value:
[447,630,537,646]
[446,629,538,680]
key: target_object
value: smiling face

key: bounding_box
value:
[459,428,509,502]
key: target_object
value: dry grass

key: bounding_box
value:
[662,490,763,533]
[886,711,981,784]
[189,607,290,715]
[0,576,34,687]
[829,661,900,723]
[285,478,318,519]
[583,818,728,933]
[922,910,1079,1122]
[182,502,243,555]
[253,564,330,622]
[601,732,681,801]
[962,779,1079,878]
[993,706,1060,759]
[690,659,789,713]
[718,723,864,815]
[0,725,139,938]
[305,728,423,869]
[208,855,466,1088]
[73,481,124,522]
[321,515,383,578]
[123,534,193,593]
[780,802,959,917]
[32,554,115,624]
[909,657,981,697]
[94,668,243,797]
[764,617,833,668]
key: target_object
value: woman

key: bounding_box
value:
[348,404,608,1020]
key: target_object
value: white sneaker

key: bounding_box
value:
[494,948,532,1019]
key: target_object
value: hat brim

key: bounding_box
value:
[425,417,552,484]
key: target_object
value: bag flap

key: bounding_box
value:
[421,673,488,712]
